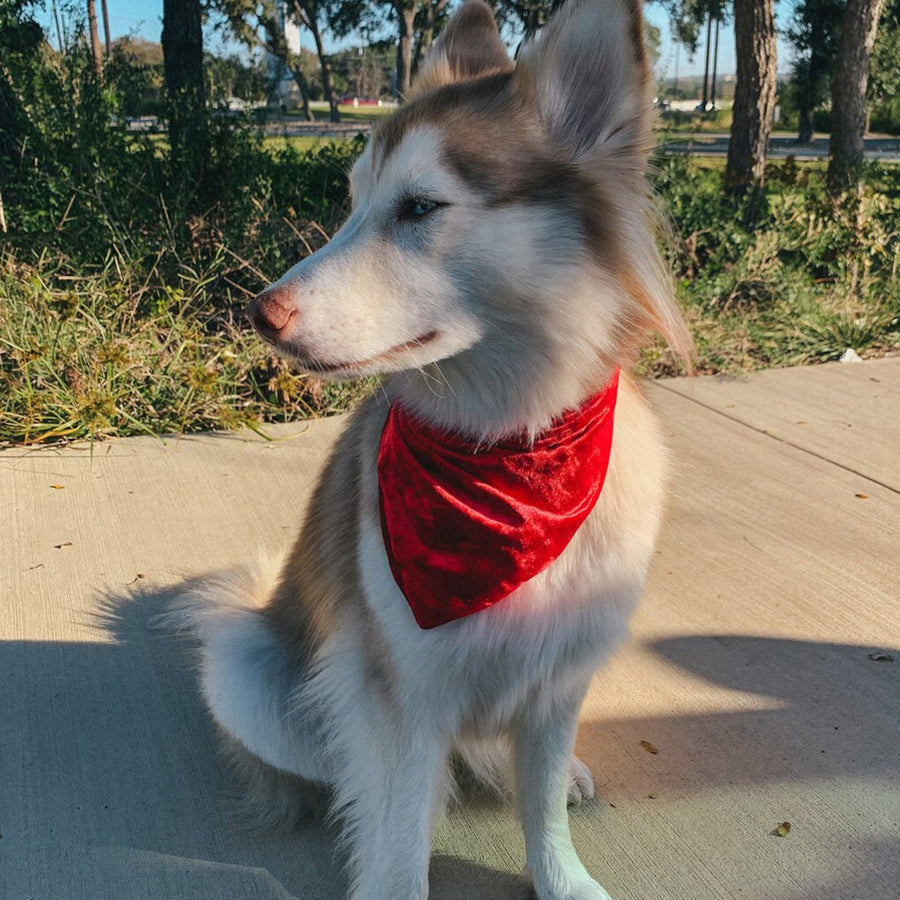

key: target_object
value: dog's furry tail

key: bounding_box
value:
[158,558,327,830]
[159,557,280,639]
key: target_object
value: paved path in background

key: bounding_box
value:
[2,358,898,899]
[126,114,900,161]
[658,134,900,162]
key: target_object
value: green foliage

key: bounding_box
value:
[3,27,363,268]
[868,0,900,133]
[869,0,900,105]
[782,0,844,140]
[647,155,900,374]
[658,0,730,54]
[205,52,267,107]
[871,97,900,135]
[0,21,371,445]
[779,0,900,137]
[2,19,898,443]
[0,248,373,444]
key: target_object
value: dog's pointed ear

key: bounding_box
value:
[408,0,513,99]
[514,0,652,166]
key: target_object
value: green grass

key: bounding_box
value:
[2,137,898,446]
[0,126,372,446]
[0,247,374,445]
[262,135,339,153]
[321,105,396,123]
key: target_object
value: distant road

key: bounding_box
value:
[263,119,376,140]
[126,115,900,161]
[263,125,900,161]
[658,133,900,162]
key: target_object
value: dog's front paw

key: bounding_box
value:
[567,755,595,805]
[567,881,612,900]
[526,860,612,900]
[533,877,612,900]
[546,880,612,900]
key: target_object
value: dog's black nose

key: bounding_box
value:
[246,288,296,338]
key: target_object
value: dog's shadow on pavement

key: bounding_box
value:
[647,634,899,787]
[578,633,898,797]
[88,582,535,899]
[576,633,899,900]
[6,582,897,900]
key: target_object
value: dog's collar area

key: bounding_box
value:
[377,368,621,628]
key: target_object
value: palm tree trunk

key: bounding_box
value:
[86,0,103,73]
[725,0,778,193]
[828,0,887,189]
[100,0,111,55]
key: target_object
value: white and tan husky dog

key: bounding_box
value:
[170,1,689,898]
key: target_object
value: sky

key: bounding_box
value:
[36,1,801,81]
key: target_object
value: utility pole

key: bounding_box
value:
[101,0,112,56]
[701,12,712,111]
[710,16,720,110]
[673,40,679,94]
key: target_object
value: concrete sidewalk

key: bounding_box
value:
[2,359,898,900]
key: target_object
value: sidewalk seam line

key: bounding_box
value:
[651,380,900,496]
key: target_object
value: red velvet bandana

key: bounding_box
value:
[378,368,620,629]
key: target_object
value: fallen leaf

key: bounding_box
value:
[868,652,894,662]
[855,493,868,499]
[54,541,73,549]
[774,822,791,837]
[50,484,65,490]
[639,740,659,755]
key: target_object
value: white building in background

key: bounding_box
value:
[266,2,303,107]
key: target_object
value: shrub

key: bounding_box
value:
[644,156,900,375]
[1,33,368,445]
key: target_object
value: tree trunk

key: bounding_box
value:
[725,0,778,193]
[710,17,720,109]
[701,13,712,111]
[414,0,450,74]
[288,65,315,121]
[798,108,814,143]
[162,0,208,189]
[395,2,417,99]
[298,3,340,123]
[828,0,887,189]
[86,0,103,73]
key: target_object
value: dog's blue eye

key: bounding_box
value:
[399,197,441,220]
